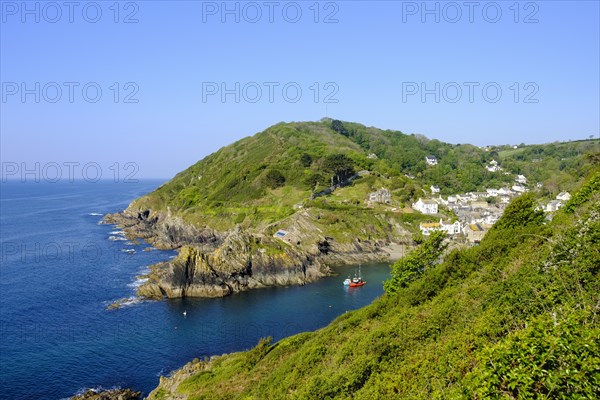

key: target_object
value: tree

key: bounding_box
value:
[264,169,286,189]
[493,192,544,231]
[331,120,348,136]
[323,154,355,185]
[300,153,313,167]
[384,230,447,295]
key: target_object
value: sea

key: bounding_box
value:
[0,180,390,399]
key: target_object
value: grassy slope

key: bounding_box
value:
[131,120,598,233]
[149,169,600,399]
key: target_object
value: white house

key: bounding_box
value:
[486,160,502,172]
[512,185,527,193]
[412,198,438,214]
[486,189,499,197]
[425,156,438,166]
[545,200,563,213]
[556,192,571,202]
[447,196,458,203]
[498,187,513,196]
[515,175,527,184]
[430,185,440,194]
[369,188,392,204]
[367,153,378,160]
[420,219,462,235]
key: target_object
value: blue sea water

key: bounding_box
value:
[0,181,390,399]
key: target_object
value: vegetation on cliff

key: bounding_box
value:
[128,120,597,233]
[148,169,600,399]
[108,120,597,300]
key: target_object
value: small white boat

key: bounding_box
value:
[343,277,351,286]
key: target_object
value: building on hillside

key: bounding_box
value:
[419,219,462,236]
[486,160,502,172]
[515,174,527,184]
[512,185,527,193]
[412,198,438,214]
[486,189,499,197]
[556,192,571,202]
[430,185,440,194]
[369,188,392,204]
[425,156,438,166]
[545,200,563,213]
[471,192,488,200]
[471,201,489,210]
[465,223,487,243]
[367,153,378,159]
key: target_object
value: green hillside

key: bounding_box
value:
[131,120,597,232]
[149,169,600,399]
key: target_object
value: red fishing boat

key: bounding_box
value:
[349,266,366,287]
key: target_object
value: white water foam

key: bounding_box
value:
[127,277,148,289]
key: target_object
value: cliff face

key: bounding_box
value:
[104,206,405,299]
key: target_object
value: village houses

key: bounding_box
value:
[515,174,528,184]
[556,192,571,202]
[486,160,502,172]
[419,219,462,236]
[412,198,438,214]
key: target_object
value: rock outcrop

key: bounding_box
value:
[70,388,141,400]
[104,206,410,299]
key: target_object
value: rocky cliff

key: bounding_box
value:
[104,205,408,300]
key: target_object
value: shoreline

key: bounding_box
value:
[103,208,410,306]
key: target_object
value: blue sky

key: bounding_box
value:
[1,1,599,179]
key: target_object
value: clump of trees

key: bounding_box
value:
[323,153,355,186]
[263,169,286,189]
[384,230,447,294]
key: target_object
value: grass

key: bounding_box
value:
[148,169,600,400]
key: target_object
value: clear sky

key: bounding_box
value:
[1,1,599,179]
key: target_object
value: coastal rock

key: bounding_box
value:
[104,209,222,250]
[70,388,141,400]
[137,229,330,299]
[105,206,412,299]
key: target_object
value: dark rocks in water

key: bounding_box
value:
[71,388,141,400]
